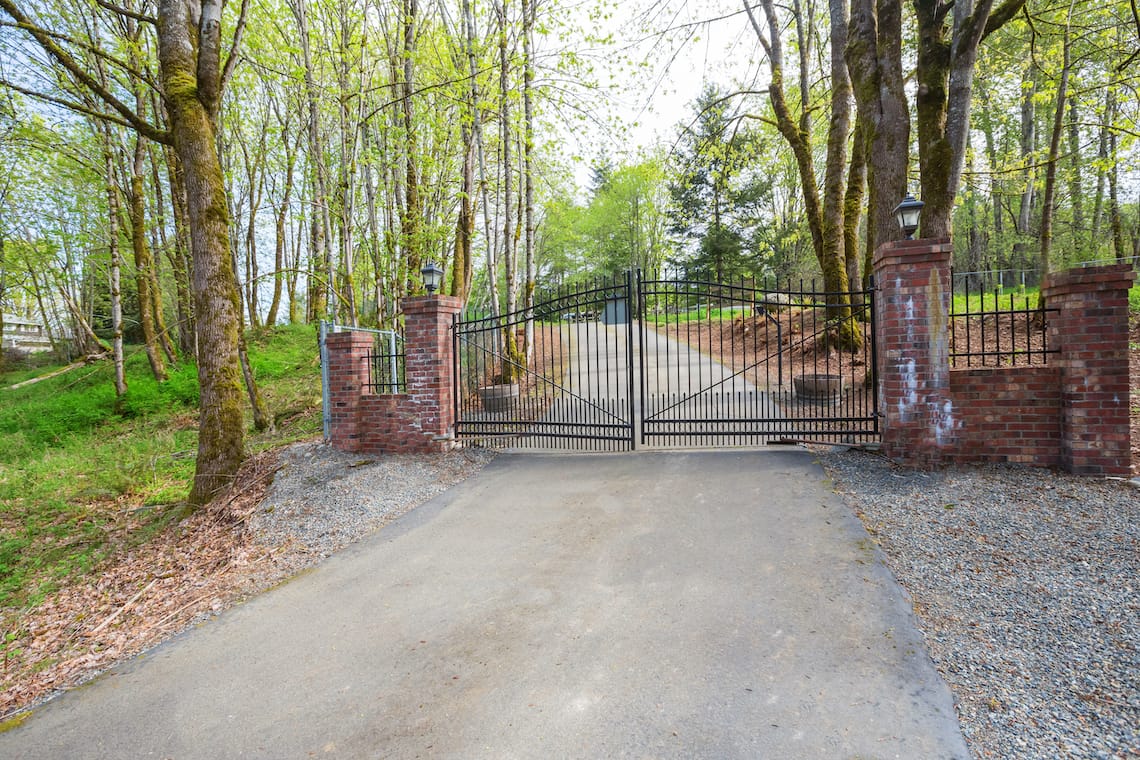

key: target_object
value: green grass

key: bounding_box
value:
[951,285,1039,315]
[0,324,322,613]
[645,305,754,324]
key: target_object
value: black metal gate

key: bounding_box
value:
[636,274,878,446]
[453,273,637,451]
[453,272,877,450]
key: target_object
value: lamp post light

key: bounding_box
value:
[892,194,924,240]
[420,261,444,294]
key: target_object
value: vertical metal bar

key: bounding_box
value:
[452,315,462,443]
[389,331,398,392]
[627,268,637,450]
[993,286,1001,365]
[319,320,331,442]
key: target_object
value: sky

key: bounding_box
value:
[550,0,767,190]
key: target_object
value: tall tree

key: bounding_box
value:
[913,0,1027,237]
[847,0,910,255]
[0,0,253,504]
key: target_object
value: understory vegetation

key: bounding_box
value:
[0,325,321,614]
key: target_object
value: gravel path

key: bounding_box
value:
[249,443,496,571]
[818,447,1139,759]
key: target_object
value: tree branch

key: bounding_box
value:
[742,1,773,60]
[0,0,169,143]
[0,76,151,136]
[0,20,162,93]
[981,0,1027,40]
[219,0,250,91]
[196,0,224,114]
[91,0,156,25]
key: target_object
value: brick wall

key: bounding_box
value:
[873,240,1134,476]
[873,239,956,467]
[949,366,1062,466]
[326,295,463,455]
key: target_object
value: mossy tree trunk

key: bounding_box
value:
[129,136,168,382]
[157,0,247,505]
[847,0,910,255]
[913,0,1026,239]
[744,0,859,347]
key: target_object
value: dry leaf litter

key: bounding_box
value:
[1,442,494,720]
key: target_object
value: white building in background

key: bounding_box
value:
[1,314,54,353]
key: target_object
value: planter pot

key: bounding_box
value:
[478,383,520,413]
[793,373,844,402]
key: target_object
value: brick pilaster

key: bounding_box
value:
[872,238,957,466]
[1041,264,1135,476]
[326,330,373,452]
[401,295,463,444]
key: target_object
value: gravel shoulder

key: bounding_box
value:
[248,443,497,570]
[818,447,1139,759]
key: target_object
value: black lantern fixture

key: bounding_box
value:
[420,261,444,294]
[893,194,924,240]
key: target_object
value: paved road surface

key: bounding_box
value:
[1,451,967,759]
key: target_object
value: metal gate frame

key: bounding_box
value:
[453,273,637,451]
[635,272,879,447]
[453,272,878,450]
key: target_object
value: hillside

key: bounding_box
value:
[0,325,323,616]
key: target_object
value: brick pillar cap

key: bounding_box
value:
[401,295,464,316]
[1042,263,1136,297]
[872,237,953,269]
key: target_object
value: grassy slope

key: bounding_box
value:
[0,325,322,613]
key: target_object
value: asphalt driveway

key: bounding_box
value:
[0,450,967,758]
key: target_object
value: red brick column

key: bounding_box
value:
[401,295,463,445]
[872,238,957,466]
[325,295,463,455]
[1041,264,1135,475]
[326,330,373,452]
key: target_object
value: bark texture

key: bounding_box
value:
[158,0,246,505]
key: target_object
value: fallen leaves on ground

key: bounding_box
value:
[1,450,295,720]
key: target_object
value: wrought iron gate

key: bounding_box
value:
[453,273,636,451]
[453,272,878,451]
[636,274,878,446]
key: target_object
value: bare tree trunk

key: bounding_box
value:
[100,128,127,396]
[471,0,500,318]
[240,118,266,329]
[400,0,424,295]
[1017,64,1036,236]
[496,0,522,379]
[1067,98,1085,257]
[147,142,178,363]
[977,79,1004,239]
[265,109,296,327]
[290,0,332,321]
[521,0,536,360]
[59,283,110,356]
[450,0,478,304]
[1039,6,1073,276]
[129,136,168,381]
[163,144,197,358]
[0,203,7,372]
[1092,89,1109,244]
[1106,90,1125,258]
